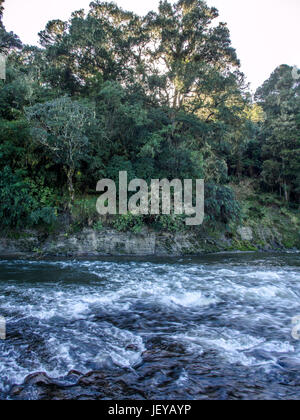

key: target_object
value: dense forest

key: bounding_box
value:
[0,0,299,240]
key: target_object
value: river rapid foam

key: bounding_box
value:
[0,252,299,400]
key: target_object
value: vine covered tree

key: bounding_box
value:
[26,97,95,206]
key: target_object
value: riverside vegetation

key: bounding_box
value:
[0,0,299,255]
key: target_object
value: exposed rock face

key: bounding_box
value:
[0,223,298,258]
[0,235,39,256]
[0,228,200,257]
[45,228,157,257]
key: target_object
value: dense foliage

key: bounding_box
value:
[0,0,299,232]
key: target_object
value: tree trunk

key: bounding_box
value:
[283,181,289,202]
[236,158,242,179]
[65,168,75,208]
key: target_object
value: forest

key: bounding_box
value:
[0,0,299,240]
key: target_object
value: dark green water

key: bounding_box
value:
[0,252,300,400]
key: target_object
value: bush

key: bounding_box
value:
[0,166,57,229]
[71,197,99,226]
[30,207,57,226]
[151,214,186,233]
[205,183,241,224]
[0,167,34,228]
[112,213,144,233]
[93,220,104,231]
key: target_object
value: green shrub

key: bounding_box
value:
[93,220,104,231]
[25,178,59,209]
[205,183,241,224]
[0,166,57,229]
[0,167,33,228]
[151,214,186,233]
[112,213,144,233]
[71,197,98,226]
[30,207,57,226]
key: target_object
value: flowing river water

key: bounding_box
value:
[0,252,300,400]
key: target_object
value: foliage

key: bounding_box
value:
[151,214,186,233]
[205,183,241,224]
[26,96,95,204]
[71,197,99,226]
[255,65,300,203]
[0,1,22,54]
[0,0,298,237]
[0,166,34,228]
[112,213,144,233]
[0,166,56,228]
[93,220,104,231]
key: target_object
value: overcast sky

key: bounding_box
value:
[3,0,300,91]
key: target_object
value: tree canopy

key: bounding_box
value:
[0,0,298,231]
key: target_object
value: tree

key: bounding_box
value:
[26,97,95,205]
[255,65,300,202]
[0,0,252,229]
[0,0,22,54]
[142,0,241,109]
[139,0,247,184]
[37,2,139,94]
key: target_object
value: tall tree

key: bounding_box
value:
[139,0,247,183]
[37,2,141,94]
[142,0,242,109]
[255,65,300,202]
[26,97,95,205]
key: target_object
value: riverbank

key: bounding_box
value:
[0,220,299,258]
[1,184,299,258]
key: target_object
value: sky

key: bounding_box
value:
[3,0,300,91]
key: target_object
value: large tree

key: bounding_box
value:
[37,2,140,94]
[139,0,248,184]
[26,97,95,205]
[255,65,300,202]
[142,0,242,109]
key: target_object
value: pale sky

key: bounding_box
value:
[3,0,300,91]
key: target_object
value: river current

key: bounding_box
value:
[0,252,299,400]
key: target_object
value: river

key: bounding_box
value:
[0,252,299,400]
